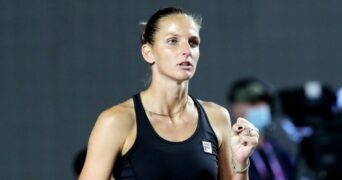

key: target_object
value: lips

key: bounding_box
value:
[178,61,192,67]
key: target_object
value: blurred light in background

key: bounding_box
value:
[337,87,342,109]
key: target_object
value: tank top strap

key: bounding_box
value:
[132,93,145,123]
[132,93,157,143]
[190,95,218,144]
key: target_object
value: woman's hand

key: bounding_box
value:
[230,117,259,170]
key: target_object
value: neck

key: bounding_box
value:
[141,77,189,116]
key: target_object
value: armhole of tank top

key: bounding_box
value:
[191,95,219,146]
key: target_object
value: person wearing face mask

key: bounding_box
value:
[227,77,296,180]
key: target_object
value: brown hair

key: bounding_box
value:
[140,7,202,45]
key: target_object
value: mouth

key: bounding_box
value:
[178,61,193,67]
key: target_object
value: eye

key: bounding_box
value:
[166,37,178,45]
[189,39,200,48]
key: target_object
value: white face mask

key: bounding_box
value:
[245,105,271,132]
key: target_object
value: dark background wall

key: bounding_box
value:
[1,0,341,179]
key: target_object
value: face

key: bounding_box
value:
[143,14,200,82]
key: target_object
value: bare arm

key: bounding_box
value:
[218,112,250,180]
[216,107,236,180]
[79,104,135,180]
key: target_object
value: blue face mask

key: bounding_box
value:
[245,105,271,132]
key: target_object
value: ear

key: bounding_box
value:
[141,44,155,65]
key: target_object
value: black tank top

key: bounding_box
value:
[113,94,218,180]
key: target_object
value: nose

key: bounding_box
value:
[181,42,192,57]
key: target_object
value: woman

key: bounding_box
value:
[79,7,259,180]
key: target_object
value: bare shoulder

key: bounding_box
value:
[80,98,136,179]
[197,99,231,124]
[96,98,135,128]
[89,98,136,150]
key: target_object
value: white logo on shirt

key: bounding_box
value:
[202,141,212,154]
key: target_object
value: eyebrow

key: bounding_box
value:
[165,33,200,40]
[165,33,180,37]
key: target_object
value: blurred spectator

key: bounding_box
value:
[227,77,296,180]
[278,81,342,180]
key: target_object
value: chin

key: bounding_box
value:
[178,74,194,81]
[172,71,196,82]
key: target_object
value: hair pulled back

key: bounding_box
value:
[140,7,202,45]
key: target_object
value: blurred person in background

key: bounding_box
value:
[278,81,341,180]
[227,77,296,180]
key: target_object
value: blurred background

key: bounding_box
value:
[1,0,341,179]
